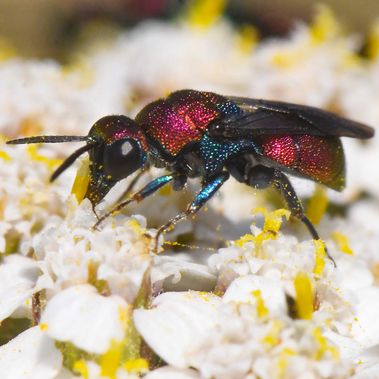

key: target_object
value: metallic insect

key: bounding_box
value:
[7,90,375,262]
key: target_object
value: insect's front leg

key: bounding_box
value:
[93,174,176,229]
[247,165,336,266]
[114,163,151,204]
[154,171,230,253]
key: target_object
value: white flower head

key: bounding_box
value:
[0,7,379,379]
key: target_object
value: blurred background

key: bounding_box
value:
[1,0,378,61]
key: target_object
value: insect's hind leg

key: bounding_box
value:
[246,165,336,267]
[154,171,230,253]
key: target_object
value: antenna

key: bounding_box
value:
[50,142,97,182]
[6,135,88,144]
[6,134,97,182]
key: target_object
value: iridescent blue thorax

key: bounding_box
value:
[196,94,259,177]
[199,134,259,177]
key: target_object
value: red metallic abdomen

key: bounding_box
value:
[258,135,345,190]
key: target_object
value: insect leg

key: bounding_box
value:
[154,171,230,253]
[247,165,336,266]
[271,169,336,266]
[114,163,150,204]
[94,174,175,229]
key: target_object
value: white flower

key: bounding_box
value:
[25,198,152,302]
[1,8,379,379]
[0,255,45,321]
[134,290,353,379]
[40,284,129,354]
[0,326,62,379]
[134,291,222,367]
[0,60,94,137]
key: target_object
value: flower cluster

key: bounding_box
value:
[0,5,379,379]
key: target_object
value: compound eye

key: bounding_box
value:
[103,139,143,181]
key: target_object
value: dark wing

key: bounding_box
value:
[209,97,375,139]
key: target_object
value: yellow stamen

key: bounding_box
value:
[0,151,11,161]
[99,339,123,379]
[0,37,17,61]
[277,348,296,377]
[235,24,259,54]
[99,306,142,377]
[331,231,354,255]
[262,320,282,346]
[123,358,149,374]
[185,0,226,29]
[198,291,213,302]
[313,239,326,276]
[27,145,62,170]
[271,51,300,68]
[39,323,48,331]
[309,5,340,44]
[294,272,313,320]
[73,359,89,379]
[252,289,269,318]
[366,22,379,60]
[234,233,255,247]
[128,219,146,235]
[235,208,290,252]
[259,208,291,234]
[313,327,340,360]
[306,185,328,225]
[71,157,90,204]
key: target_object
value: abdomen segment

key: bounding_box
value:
[258,135,345,190]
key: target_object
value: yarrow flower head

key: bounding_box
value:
[0,5,379,379]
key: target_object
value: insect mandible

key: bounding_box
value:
[7,89,375,263]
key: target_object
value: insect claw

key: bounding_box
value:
[153,229,164,254]
[89,204,102,229]
[93,215,105,231]
[153,240,160,254]
[92,207,100,221]
[325,246,337,268]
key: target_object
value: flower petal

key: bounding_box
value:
[352,287,379,348]
[0,255,41,321]
[0,326,62,379]
[223,275,287,317]
[152,255,217,292]
[134,292,221,367]
[40,284,128,354]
